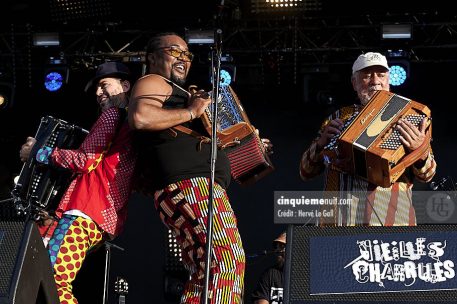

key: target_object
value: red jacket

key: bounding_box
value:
[51,107,136,237]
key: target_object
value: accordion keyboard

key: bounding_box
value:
[380,114,426,150]
[324,111,360,151]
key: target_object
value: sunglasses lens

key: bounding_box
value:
[163,47,193,62]
[168,48,193,62]
[169,49,180,58]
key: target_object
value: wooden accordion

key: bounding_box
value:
[200,85,274,186]
[324,90,432,187]
[11,116,88,217]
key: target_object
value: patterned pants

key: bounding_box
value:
[48,215,104,304]
[155,177,245,304]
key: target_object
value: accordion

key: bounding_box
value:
[324,90,431,187]
[200,85,274,186]
[12,116,88,218]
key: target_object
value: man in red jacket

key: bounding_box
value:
[20,61,136,304]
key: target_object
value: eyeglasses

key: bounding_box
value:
[156,46,194,62]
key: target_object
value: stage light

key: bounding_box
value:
[389,65,407,86]
[0,82,14,109]
[211,65,236,87]
[186,29,214,45]
[165,229,183,270]
[220,69,232,86]
[33,32,60,47]
[43,56,68,92]
[386,50,409,86]
[251,0,322,14]
[0,94,7,108]
[164,229,187,301]
[44,71,64,92]
[382,24,412,40]
[49,0,112,22]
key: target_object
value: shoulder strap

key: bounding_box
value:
[171,125,211,150]
[172,125,204,138]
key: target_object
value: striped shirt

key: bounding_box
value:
[299,104,437,226]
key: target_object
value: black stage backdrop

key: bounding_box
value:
[1,58,456,303]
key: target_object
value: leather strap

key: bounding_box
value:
[172,125,211,150]
[171,124,243,150]
[173,124,206,138]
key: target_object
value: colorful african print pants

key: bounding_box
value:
[48,214,104,304]
[155,177,245,304]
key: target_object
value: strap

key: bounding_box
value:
[172,125,211,150]
[172,124,243,150]
[173,124,206,138]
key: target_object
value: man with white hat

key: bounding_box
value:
[299,52,437,226]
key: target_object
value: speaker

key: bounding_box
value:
[0,217,59,304]
[284,224,457,304]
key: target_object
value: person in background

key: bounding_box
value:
[299,52,436,226]
[20,61,136,304]
[251,232,286,304]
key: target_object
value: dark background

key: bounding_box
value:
[0,1,456,303]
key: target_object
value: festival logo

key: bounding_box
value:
[345,238,455,287]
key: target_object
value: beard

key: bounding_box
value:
[275,255,285,270]
[170,72,186,87]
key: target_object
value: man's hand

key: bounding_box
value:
[19,137,37,162]
[188,90,211,118]
[316,118,344,149]
[255,129,273,154]
[397,118,428,152]
[261,138,273,155]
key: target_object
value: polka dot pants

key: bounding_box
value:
[48,215,104,304]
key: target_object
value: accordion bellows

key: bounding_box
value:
[324,90,431,187]
[200,85,274,185]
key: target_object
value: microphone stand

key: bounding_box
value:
[201,26,223,304]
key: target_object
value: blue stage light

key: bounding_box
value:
[389,65,407,86]
[220,69,232,86]
[44,71,64,92]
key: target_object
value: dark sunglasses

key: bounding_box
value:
[156,46,194,62]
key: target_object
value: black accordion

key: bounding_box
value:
[11,116,88,218]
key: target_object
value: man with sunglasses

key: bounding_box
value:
[128,32,245,303]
